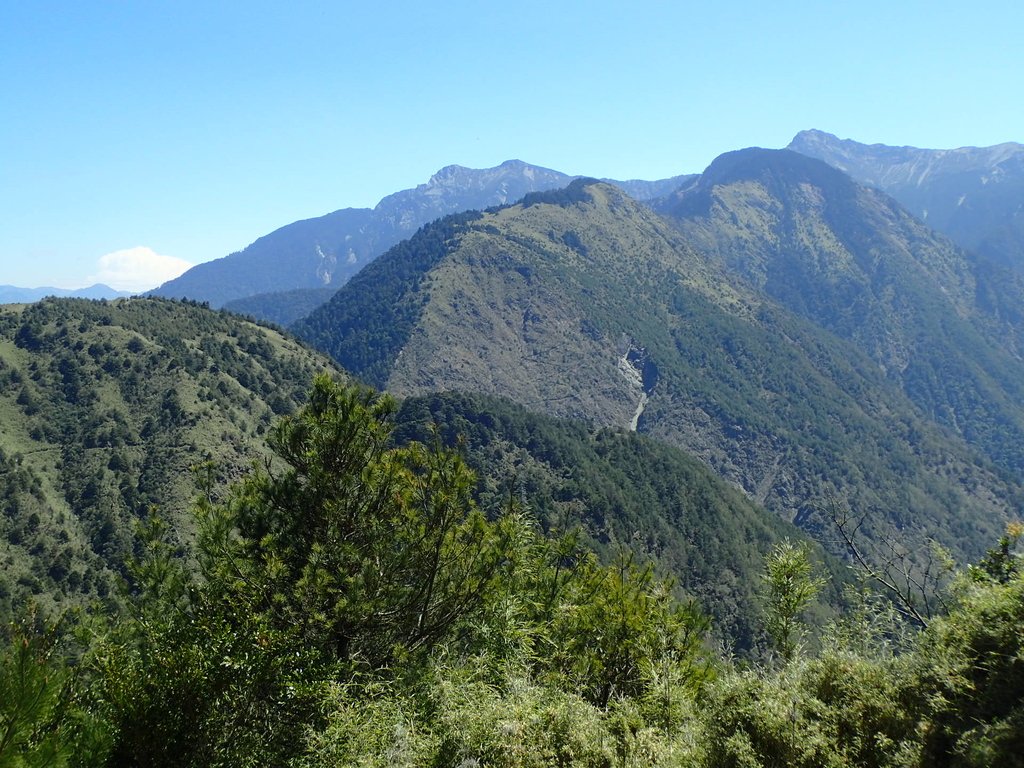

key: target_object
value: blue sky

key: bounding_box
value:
[2,0,1021,290]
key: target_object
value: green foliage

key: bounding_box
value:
[79,375,718,766]
[93,516,1024,768]
[394,391,802,652]
[519,178,597,209]
[95,592,327,767]
[428,667,616,768]
[762,541,825,662]
[0,614,109,768]
[197,374,510,667]
[695,535,1024,768]
[699,652,920,768]
[542,552,712,708]
[301,680,436,768]
[301,663,706,768]
[91,501,331,766]
[971,521,1023,584]
[0,622,71,767]
[88,375,514,764]
[913,562,1024,767]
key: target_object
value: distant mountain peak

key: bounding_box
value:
[427,163,472,183]
[152,159,691,309]
[790,129,1024,156]
[656,148,859,221]
[421,159,561,189]
[698,147,850,186]
[787,130,1024,270]
[376,159,571,211]
[0,283,132,303]
[498,158,531,169]
[790,128,840,144]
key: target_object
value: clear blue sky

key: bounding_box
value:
[2,0,1021,290]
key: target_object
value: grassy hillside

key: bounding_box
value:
[1,295,811,653]
[0,297,339,617]
[5,371,1020,768]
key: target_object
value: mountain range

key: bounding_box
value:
[293,177,1021,563]
[0,284,132,303]
[655,147,1024,475]
[0,297,807,649]
[6,129,1024,623]
[4,131,1024,766]
[150,160,693,310]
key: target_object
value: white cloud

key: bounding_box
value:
[87,246,194,292]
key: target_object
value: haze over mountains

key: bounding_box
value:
[150,160,693,310]
[144,131,1024,341]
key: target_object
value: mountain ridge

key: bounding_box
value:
[294,178,1021,561]
[151,161,693,309]
[0,284,133,303]
[0,296,341,616]
[0,296,812,653]
[788,129,1024,271]
[658,147,1024,476]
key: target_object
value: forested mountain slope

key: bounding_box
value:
[0,296,805,652]
[294,180,1021,561]
[788,129,1024,272]
[658,148,1024,475]
[395,390,815,650]
[223,287,339,328]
